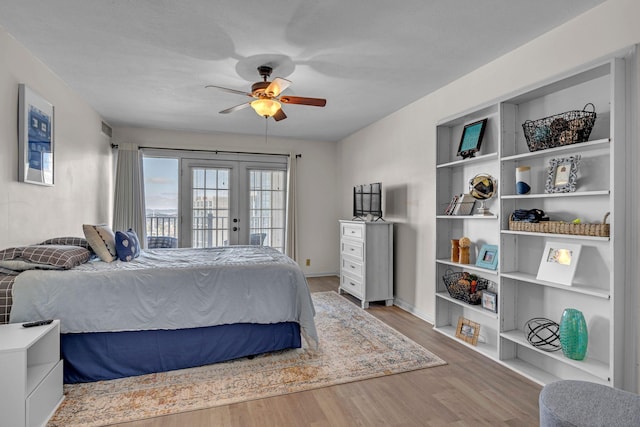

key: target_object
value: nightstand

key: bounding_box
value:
[0,320,64,427]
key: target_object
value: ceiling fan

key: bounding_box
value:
[206,65,326,121]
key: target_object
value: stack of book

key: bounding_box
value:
[444,193,476,216]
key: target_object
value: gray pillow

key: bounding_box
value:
[0,245,91,270]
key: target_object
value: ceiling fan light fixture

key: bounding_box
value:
[251,98,281,117]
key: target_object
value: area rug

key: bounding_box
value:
[48,291,446,426]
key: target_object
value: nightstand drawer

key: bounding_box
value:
[341,257,363,278]
[26,359,63,427]
[340,274,363,298]
[341,222,364,239]
[341,240,364,259]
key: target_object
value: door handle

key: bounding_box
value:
[233,218,238,223]
[233,226,238,231]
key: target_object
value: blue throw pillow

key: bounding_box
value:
[115,229,141,262]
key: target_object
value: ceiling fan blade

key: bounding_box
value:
[273,108,287,121]
[219,102,251,114]
[265,78,291,97]
[205,84,252,97]
[279,96,326,107]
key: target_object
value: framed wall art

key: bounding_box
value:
[536,241,582,286]
[545,155,580,194]
[455,316,480,346]
[457,118,487,159]
[476,244,498,270]
[18,84,54,186]
[482,291,498,313]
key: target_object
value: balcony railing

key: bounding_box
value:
[146,216,178,238]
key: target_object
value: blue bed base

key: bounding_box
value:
[61,322,301,383]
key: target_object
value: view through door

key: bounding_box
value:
[143,153,287,252]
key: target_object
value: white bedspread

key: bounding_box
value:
[10,246,317,347]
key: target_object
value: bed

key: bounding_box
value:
[3,245,317,383]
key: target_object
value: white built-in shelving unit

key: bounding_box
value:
[434,55,630,389]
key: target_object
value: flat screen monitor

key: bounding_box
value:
[353,182,382,220]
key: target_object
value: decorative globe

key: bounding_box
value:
[469,174,496,200]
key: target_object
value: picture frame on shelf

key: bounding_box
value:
[476,244,498,270]
[18,84,55,186]
[455,317,480,346]
[457,118,487,159]
[545,155,580,194]
[536,241,582,286]
[482,290,497,313]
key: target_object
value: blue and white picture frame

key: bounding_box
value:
[476,244,498,270]
[18,84,54,186]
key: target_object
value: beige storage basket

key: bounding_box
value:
[509,212,610,237]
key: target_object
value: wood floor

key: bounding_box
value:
[112,276,541,427]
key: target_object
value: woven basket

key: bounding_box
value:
[522,103,596,152]
[509,212,610,237]
[442,270,492,305]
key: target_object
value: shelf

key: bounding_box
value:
[501,330,610,382]
[501,230,610,242]
[434,57,625,388]
[433,325,498,360]
[501,190,610,199]
[436,292,499,319]
[436,152,498,169]
[436,259,499,275]
[500,271,610,299]
[498,358,560,386]
[501,138,610,162]
[436,214,498,220]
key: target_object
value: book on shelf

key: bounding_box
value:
[444,194,460,215]
[452,193,476,216]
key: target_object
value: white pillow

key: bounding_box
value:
[83,224,117,262]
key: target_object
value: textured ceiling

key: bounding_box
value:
[0,0,604,141]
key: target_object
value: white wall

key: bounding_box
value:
[338,0,640,384]
[0,27,112,248]
[112,126,339,276]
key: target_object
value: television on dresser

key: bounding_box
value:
[353,182,383,221]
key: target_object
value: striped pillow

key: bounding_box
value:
[21,245,91,269]
[39,236,92,251]
[0,245,91,270]
[83,224,117,262]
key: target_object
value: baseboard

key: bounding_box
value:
[393,297,434,325]
[304,272,339,278]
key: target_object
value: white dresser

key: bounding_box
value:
[339,220,393,308]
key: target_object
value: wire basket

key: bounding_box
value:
[522,103,596,152]
[442,270,492,305]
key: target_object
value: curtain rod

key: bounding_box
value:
[110,143,297,157]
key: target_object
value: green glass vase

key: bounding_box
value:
[559,308,588,360]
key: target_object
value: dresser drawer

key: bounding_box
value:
[340,274,363,298]
[341,240,364,259]
[341,257,363,278]
[341,222,364,239]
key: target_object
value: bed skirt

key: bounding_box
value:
[61,322,301,383]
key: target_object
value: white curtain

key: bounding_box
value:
[113,143,147,247]
[285,153,298,261]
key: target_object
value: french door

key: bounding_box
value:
[180,156,287,251]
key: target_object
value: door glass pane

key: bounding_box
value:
[143,157,179,242]
[249,169,286,252]
[192,167,231,248]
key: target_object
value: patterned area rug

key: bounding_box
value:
[48,291,446,426]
